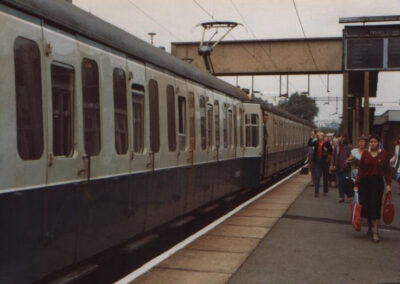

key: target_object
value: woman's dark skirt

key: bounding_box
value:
[359,176,384,220]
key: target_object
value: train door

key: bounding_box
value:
[175,78,192,167]
[206,89,217,162]
[127,60,150,173]
[261,109,270,179]
[43,27,86,185]
[0,15,48,191]
[106,53,130,175]
[145,67,177,171]
[243,103,263,187]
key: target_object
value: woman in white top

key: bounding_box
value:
[347,136,368,179]
[390,136,400,194]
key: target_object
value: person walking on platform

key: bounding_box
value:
[331,134,352,203]
[327,133,337,188]
[307,129,318,185]
[348,135,368,179]
[390,135,400,194]
[354,134,392,243]
[308,131,333,197]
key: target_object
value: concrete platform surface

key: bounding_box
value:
[228,181,400,284]
[131,174,310,284]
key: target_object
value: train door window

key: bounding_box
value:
[132,84,144,153]
[14,37,44,160]
[207,103,213,148]
[149,79,160,153]
[178,96,187,150]
[51,63,74,157]
[214,100,220,148]
[188,92,195,150]
[113,68,128,155]
[245,114,259,147]
[82,58,101,156]
[240,108,244,147]
[199,96,206,150]
[223,105,228,148]
[166,85,176,151]
[228,109,233,147]
[233,106,237,147]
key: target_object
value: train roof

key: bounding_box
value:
[3,0,315,127]
[253,98,315,127]
[3,0,248,101]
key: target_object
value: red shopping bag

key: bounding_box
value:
[383,191,394,224]
[350,192,362,232]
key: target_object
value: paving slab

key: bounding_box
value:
[228,182,400,284]
[246,202,289,210]
[208,224,270,239]
[223,216,279,228]
[187,235,259,253]
[236,208,287,218]
[157,249,248,274]
[131,268,230,284]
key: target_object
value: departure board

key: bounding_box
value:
[346,39,383,69]
[388,38,400,68]
[344,25,400,71]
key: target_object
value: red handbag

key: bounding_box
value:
[351,192,362,232]
[383,191,395,224]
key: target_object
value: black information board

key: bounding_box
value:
[344,25,400,71]
[388,38,400,68]
[346,39,383,69]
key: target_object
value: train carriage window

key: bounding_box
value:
[223,104,228,148]
[228,109,233,147]
[82,58,101,156]
[132,84,144,153]
[214,100,220,148]
[14,37,44,160]
[199,96,207,150]
[113,68,128,155]
[188,92,195,150]
[166,85,176,151]
[233,106,237,147]
[245,114,259,147]
[207,103,213,148]
[149,79,160,153]
[178,96,187,150]
[51,63,74,157]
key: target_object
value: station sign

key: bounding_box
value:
[344,25,400,71]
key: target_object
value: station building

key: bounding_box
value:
[373,109,400,155]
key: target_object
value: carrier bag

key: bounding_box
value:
[383,191,394,224]
[300,167,309,175]
[343,177,355,198]
[350,192,362,232]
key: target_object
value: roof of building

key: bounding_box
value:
[373,110,400,125]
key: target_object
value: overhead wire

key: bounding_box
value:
[291,0,328,90]
[229,0,298,92]
[193,0,297,95]
[126,0,182,41]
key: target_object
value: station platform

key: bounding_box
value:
[126,173,400,284]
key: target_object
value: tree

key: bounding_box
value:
[279,92,319,122]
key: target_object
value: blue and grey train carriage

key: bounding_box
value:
[0,0,313,282]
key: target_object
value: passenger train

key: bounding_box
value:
[0,0,314,282]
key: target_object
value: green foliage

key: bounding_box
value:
[278,92,319,122]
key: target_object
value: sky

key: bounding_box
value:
[73,0,400,123]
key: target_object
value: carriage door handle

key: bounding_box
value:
[78,154,91,183]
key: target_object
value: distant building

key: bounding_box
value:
[372,110,400,155]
